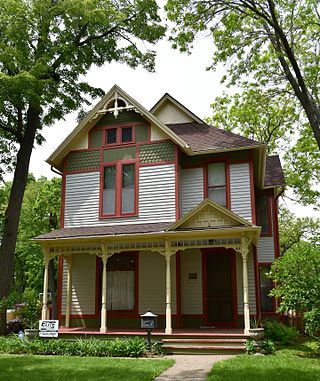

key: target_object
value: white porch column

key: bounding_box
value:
[64,255,73,328]
[240,236,251,335]
[160,241,177,335]
[99,249,114,333]
[41,251,50,320]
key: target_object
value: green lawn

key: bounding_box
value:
[207,343,320,381]
[0,354,174,381]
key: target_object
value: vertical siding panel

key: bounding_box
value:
[64,164,176,227]
[181,250,203,314]
[139,252,176,315]
[230,163,252,221]
[180,168,204,216]
[61,255,96,315]
[236,251,256,315]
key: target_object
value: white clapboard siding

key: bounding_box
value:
[181,249,203,314]
[236,251,257,315]
[139,252,176,315]
[180,168,204,217]
[257,237,275,262]
[64,164,176,227]
[230,163,252,222]
[61,255,96,315]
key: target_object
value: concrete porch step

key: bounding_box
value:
[161,344,245,355]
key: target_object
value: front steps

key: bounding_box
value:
[161,335,247,355]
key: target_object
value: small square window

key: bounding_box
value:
[107,129,117,144]
[122,127,132,143]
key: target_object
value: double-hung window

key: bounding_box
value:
[102,162,136,216]
[207,162,227,207]
[256,195,270,235]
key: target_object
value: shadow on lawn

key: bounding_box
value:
[0,355,166,381]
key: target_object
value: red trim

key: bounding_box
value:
[204,159,231,209]
[60,161,66,228]
[176,252,182,328]
[175,145,180,221]
[202,248,237,327]
[139,160,176,167]
[258,263,276,313]
[273,198,280,258]
[249,155,256,224]
[100,160,138,218]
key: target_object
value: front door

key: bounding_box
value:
[204,250,236,326]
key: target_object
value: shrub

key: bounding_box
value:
[262,338,275,354]
[304,308,320,336]
[264,320,299,345]
[0,336,147,357]
[245,339,255,354]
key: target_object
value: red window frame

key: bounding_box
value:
[256,193,272,236]
[258,264,276,313]
[204,160,230,208]
[100,159,138,218]
[104,124,136,146]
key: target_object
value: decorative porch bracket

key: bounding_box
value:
[159,241,179,335]
[236,235,252,335]
[97,245,117,333]
[41,248,58,320]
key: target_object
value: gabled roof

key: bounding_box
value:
[150,93,204,124]
[167,123,264,153]
[264,155,285,188]
[47,85,191,171]
[169,198,255,231]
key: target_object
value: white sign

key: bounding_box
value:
[39,320,59,338]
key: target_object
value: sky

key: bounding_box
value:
[19,32,317,218]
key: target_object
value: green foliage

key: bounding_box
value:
[12,289,41,329]
[262,338,276,355]
[0,176,61,293]
[304,308,320,336]
[0,336,147,357]
[245,338,255,354]
[264,321,299,345]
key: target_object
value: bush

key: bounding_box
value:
[0,336,147,357]
[264,320,299,345]
[304,308,320,336]
[245,338,255,354]
[262,338,275,354]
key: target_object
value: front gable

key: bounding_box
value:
[169,199,254,231]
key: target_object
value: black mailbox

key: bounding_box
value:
[140,310,158,329]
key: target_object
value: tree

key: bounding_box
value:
[0,0,165,334]
[165,0,320,150]
[206,87,320,206]
[0,176,61,317]
[269,209,320,334]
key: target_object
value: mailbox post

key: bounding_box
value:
[140,310,158,352]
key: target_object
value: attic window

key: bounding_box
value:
[108,99,126,109]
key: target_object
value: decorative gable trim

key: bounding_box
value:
[168,198,254,231]
[47,85,191,171]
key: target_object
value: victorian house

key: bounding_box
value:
[35,85,284,336]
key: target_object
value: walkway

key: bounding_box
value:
[154,354,234,381]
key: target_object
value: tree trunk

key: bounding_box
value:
[0,105,40,335]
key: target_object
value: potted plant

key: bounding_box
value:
[249,316,265,347]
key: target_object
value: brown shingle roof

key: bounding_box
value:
[264,155,285,188]
[34,222,173,240]
[167,123,263,152]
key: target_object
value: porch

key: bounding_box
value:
[34,199,261,337]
